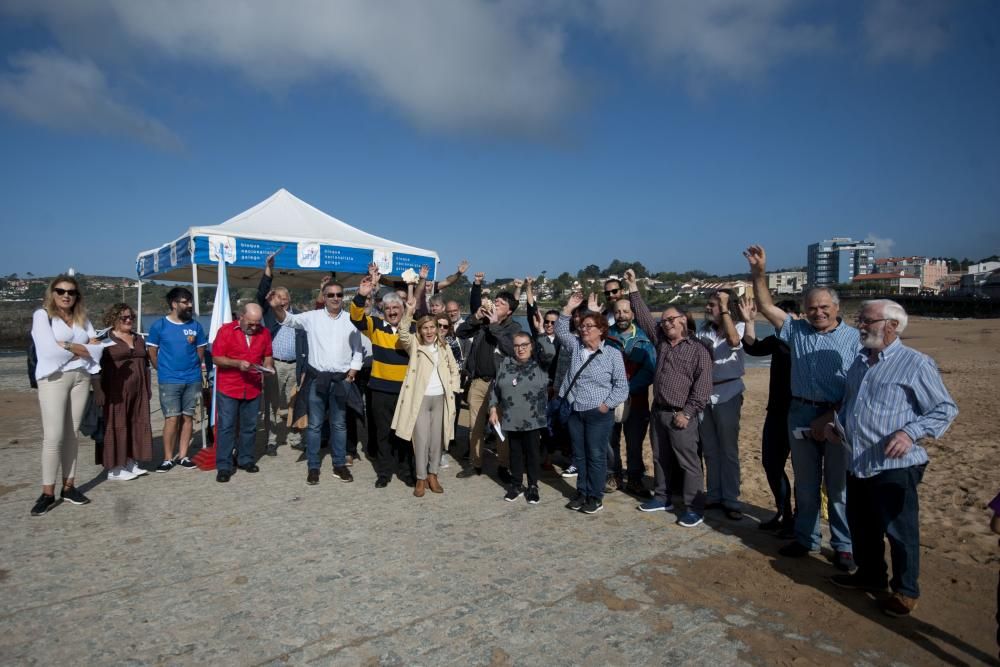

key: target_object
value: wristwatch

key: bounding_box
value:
[62,341,72,351]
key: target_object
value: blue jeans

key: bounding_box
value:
[216,393,260,472]
[787,400,851,552]
[307,378,347,470]
[847,465,925,598]
[568,407,614,499]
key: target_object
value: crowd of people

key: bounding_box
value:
[28,244,962,619]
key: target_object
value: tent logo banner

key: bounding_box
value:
[298,242,321,268]
[208,235,237,264]
[373,249,393,274]
[170,242,178,267]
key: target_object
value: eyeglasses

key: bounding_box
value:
[325,292,344,298]
[119,315,134,322]
[661,315,685,325]
[513,343,532,349]
[53,288,78,297]
[578,323,598,330]
[855,317,888,326]
[543,319,557,326]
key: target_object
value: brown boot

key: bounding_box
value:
[427,473,444,494]
[413,479,426,497]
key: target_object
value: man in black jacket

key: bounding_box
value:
[455,288,520,479]
[257,251,309,455]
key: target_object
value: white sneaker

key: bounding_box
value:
[439,454,451,469]
[125,459,148,476]
[107,466,138,481]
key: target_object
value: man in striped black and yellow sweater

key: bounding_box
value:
[352,275,412,488]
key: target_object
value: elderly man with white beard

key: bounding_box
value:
[825,299,957,618]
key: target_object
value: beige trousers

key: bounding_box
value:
[467,377,508,468]
[264,360,300,445]
[37,368,91,485]
[413,393,445,479]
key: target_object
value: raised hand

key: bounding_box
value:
[717,290,730,310]
[623,268,638,291]
[512,278,524,289]
[473,272,485,285]
[357,275,374,298]
[587,292,600,312]
[405,295,417,314]
[532,308,544,332]
[367,262,379,278]
[743,245,767,274]
[419,264,430,280]
[738,296,756,322]
[319,275,331,289]
[525,275,533,286]
[565,292,584,315]
[265,250,278,269]
[457,259,470,274]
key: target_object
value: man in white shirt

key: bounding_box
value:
[696,289,747,520]
[273,281,363,486]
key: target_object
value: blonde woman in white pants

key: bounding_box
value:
[30,275,104,516]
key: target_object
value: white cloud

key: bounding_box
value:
[592,0,836,89]
[864,0,953,63]
[866,233,896,257]
[0,50,181,150]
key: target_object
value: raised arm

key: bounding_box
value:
[716,291,741,348]
[469,272,484,313]
[743,245,787,330]
[554,292,584,350]
[435,259,469,290]
[624,269,657,343]
[257,251,276,309]
[350,274,378,336]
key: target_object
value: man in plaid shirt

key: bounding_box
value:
[623,270,712,527]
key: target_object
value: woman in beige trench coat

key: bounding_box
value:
[391,301,461,497]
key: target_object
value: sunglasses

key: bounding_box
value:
[437,323,450,329]
[325,292,344,298]
[604,289,620,296]
[543,319,557,325]
[53,288,78,297]
[119,314,135,322]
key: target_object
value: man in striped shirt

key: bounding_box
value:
[826,300,957,617]
[353,271,413,488]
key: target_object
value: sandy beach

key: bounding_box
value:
[0,316,997,664]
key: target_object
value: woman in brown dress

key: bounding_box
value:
[100,303,153,481]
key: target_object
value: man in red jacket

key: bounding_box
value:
[212,303,273,483]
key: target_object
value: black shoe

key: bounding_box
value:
[778,541,813,558]
[375,476,390,488]
[216,471,232,483]
[307,469,320,485]
[504,486,523,502]
[582,497,604,514]
[830,573,887,592]
[238,464,260,473]
[333,465,354,483]
[624,481,653,499]
[776,523,796,539]
[497,466,512,484]
[30,493,56,516]
[724,507,743,521]
[565,492,586,511]
[759,514,784,531]
[525,486,540,505]
[291,442,306,451]
[155,460,175,473]
[60,487,90,505]
[456,466,481,479]
[704,501,724,511]
[265,445,278,457]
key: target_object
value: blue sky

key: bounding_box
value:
[1,1,997,280]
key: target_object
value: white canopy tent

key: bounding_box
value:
[134,188,439,326]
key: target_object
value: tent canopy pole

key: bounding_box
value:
[137,279,143,334]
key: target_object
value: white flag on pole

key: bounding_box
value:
[208,246,232,427]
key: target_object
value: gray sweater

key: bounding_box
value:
[489,356,549,432]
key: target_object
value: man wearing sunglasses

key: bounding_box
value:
[273,281,364,486]
[211,303,273,482]
[602,279,623,326]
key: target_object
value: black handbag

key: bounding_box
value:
[546,350,599,431]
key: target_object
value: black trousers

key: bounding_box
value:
[761,409,793,518]
[508,429,543,488]
[369,389,412,481]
